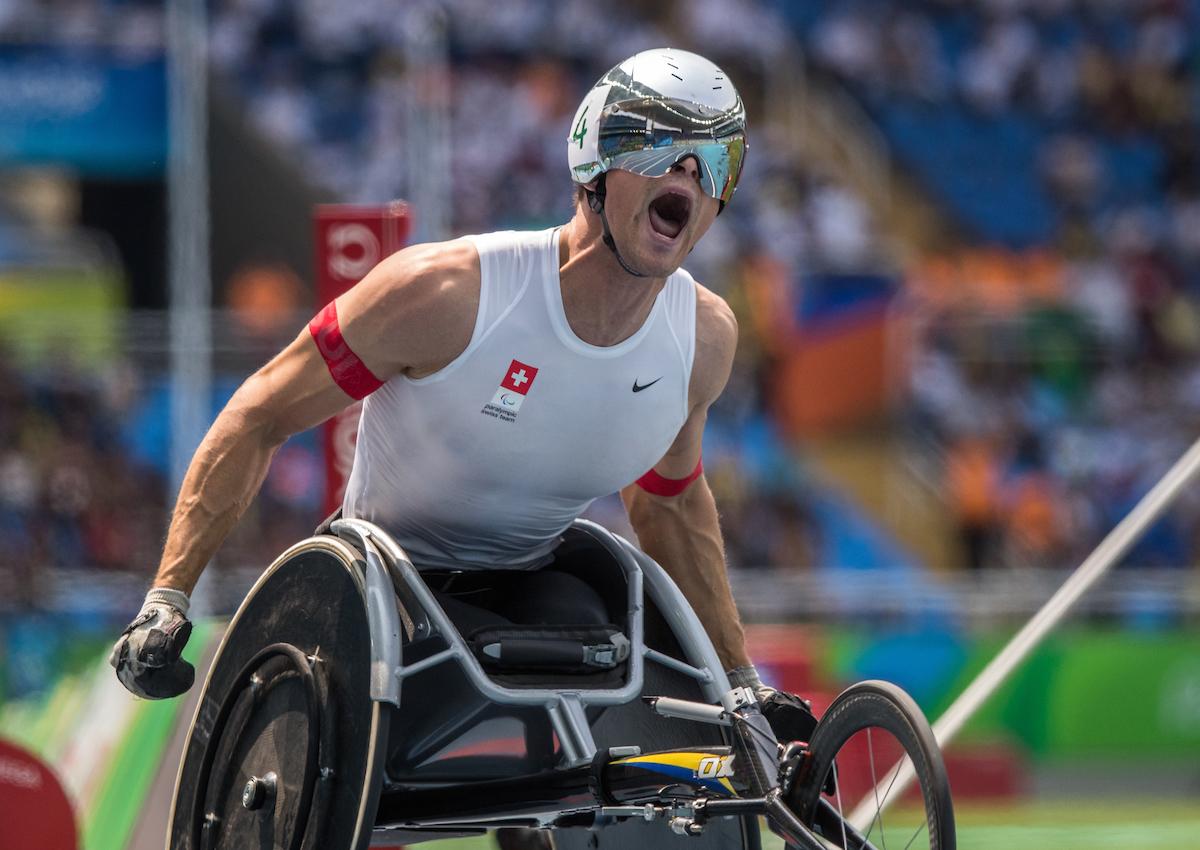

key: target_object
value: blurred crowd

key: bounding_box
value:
[823,0,1200,572]
[803,0,1195,128]
[791,0,1199,246]
[203,0,878,270]
[907,245,1200,571]
[0,352,165,608]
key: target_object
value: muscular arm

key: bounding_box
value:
[152,239,480,593]
[620,287,750,671]
[152,334,354,592]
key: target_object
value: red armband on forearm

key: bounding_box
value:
[308,301,384,400]
[635,458,703,497]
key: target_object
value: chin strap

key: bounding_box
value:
[584,174,649,279]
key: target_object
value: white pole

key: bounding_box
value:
[401,1,450,244]
[849,432,1200,830]
[166,0,212,613]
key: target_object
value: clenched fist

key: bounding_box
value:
[110,588,195,699]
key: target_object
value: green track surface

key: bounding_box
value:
[410,800,1200,850]
[944,801,1200,850]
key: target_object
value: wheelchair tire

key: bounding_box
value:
[167,538,390,850]
[784,680,955,850]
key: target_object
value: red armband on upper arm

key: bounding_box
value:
[308,301,384,400]
[635,457,703,497]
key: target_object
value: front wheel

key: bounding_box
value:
[784,680,955,850]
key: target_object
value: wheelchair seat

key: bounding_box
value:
[422,527,633,687]
[383,525,640,782]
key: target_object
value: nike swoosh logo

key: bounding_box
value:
[632,377,662,393]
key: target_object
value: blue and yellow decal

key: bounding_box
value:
[612,751,738,796]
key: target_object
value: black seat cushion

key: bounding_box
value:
[428,566,618,634]
[423,563,630,688]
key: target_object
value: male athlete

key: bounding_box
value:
[111,49,809,738]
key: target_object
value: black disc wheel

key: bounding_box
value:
[193,643,330,850]
[784,681,955,850]
[169,538,390,850]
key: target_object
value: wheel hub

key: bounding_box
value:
[242,772,278,812]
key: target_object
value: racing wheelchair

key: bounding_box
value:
[168,517,955,850]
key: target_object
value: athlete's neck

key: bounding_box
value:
[557,213,668,348]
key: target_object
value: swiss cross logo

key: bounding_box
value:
[500,360,538,395]
[482,359,539,423]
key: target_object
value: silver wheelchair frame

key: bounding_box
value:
[330,516,733,768]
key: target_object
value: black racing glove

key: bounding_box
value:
[762,687,836,796]
[727,664,819,744]
[729,665,832,795]
[110,588,195,699]
[757,688,819,745]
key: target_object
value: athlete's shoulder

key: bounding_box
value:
[372,237,480,300]
[693,281,738,361]
[689,280,738,406]
[336,237,482,379]
[346,237,480,328]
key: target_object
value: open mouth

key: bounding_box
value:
[648,191,692,240]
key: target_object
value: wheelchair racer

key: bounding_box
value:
[111,48,814,742]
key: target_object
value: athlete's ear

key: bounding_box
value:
[575,181,599,213]
[583,176,606,214]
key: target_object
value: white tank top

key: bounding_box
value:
[342,227,697,568]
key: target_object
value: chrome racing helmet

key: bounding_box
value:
[568,48,748,207]
[567,49,747,276]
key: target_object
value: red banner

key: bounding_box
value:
[313,202,412,516]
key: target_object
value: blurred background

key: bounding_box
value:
[0,0,1198,848]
